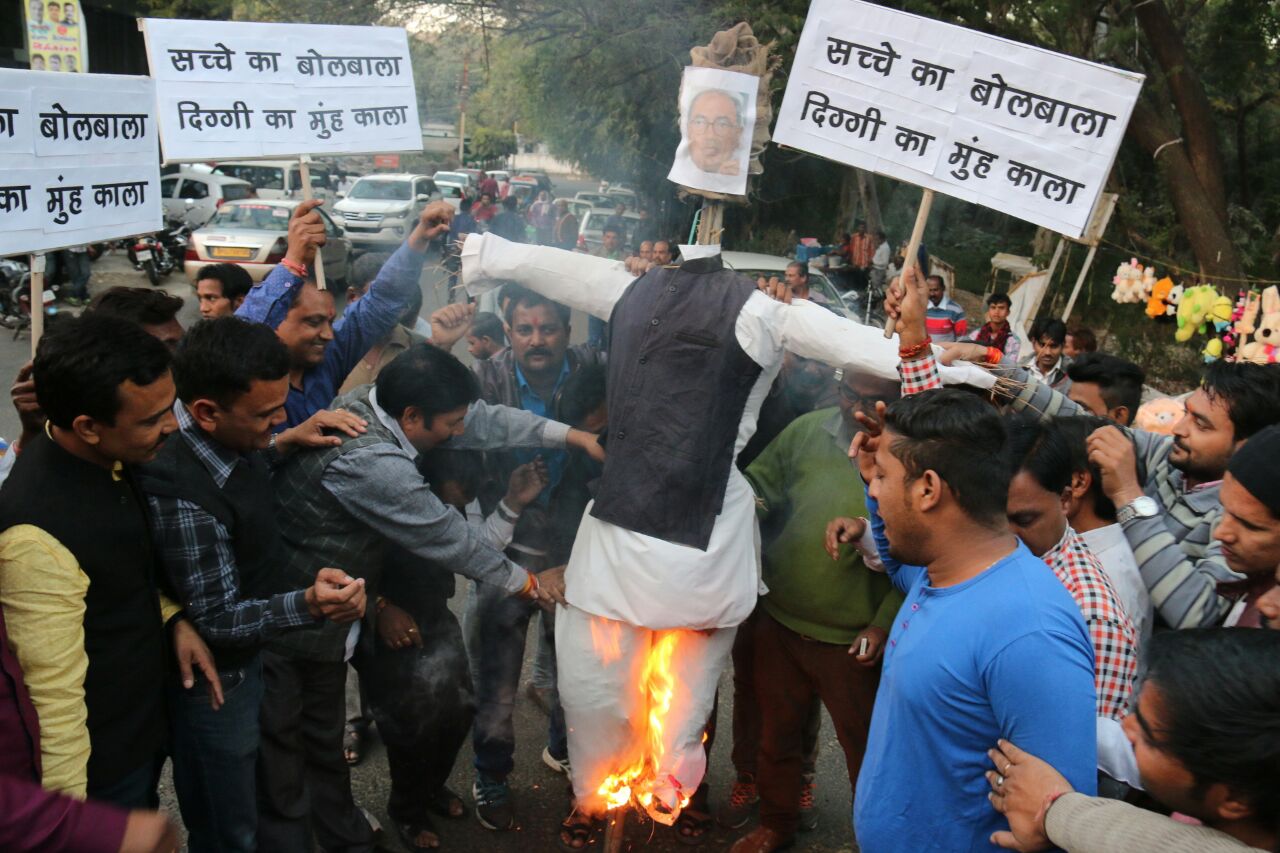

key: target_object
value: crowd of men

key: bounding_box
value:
[0,195,1277,853]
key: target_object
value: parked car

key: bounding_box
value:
[574,191,612,208]
[331,174,440,250]
[184,199,351,284]
[721,251,856,321]
[604,187,638,209]
[432,170,474,195]
[505,178,540,209]
[554,196,592,220]
[514,169,554,195]
[438,183,466,213]
[459,168,485,185]
[159,169,254,227]
[210,160,334,201]
[576,207,642,254]
[488,170,510,184]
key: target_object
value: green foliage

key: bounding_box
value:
[469,126,516,162]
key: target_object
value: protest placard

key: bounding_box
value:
[0,68,161,258]
[141,18,424,162]
[773,0,1144,239]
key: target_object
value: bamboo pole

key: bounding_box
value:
[297,155,327,290]
[883,188,934,338]
[29,253,45,355]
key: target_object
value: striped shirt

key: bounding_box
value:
[1001,362,1240,629]
[925,296,968,342]
[898,355,1139,719]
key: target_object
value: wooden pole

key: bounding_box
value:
[297,155,327,291]
[602,809,626,853]
[1060,242,1099,322]
[29,253,45,356]
[695,199,723,245]
[883,188,934,338]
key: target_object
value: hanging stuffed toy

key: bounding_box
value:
[1134,397,1184,434]
[1239,286,1280,364]
[1146,277,1174,319]
[1111,259,1149,304]
[1175,285,1219,342]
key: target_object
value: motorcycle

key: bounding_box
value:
[134,201,199,285]
[0,257,57,338]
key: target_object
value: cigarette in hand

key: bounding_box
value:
[859,637,869,657]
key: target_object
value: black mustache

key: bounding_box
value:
[526,348,553,357]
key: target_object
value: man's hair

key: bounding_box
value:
[502,194,518,211]
[1028,317,1067,346]
[419,447,486,498]
[502,284,571,329]
[926,275,944,289]
[173,317,288,406]
[196,263,253,303]
[689,87,744,126]
[1051,415,1118,521]
[89,286,183,326]
[602,225,621,238]
[1003,416,1073,495]
[349,252,392,293]
[985,292,1012,308]
[1066,353,1146,418]
[883,388,1010,526]
[1144,628,1280,824]
[471,311,505,344]
[557,364,607,429]
[1202,361,1280,441]
[375,342,479,420]
[785,261,809,282]
[1067,326,1097,353]
[34,313,171,428]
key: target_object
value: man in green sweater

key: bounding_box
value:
[732,369,904,853]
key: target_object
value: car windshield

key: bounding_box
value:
[435,172,466,183]
[222,184,252,201]
[212,165,285,191]
[349,180,412,201]
[208,204,291,231]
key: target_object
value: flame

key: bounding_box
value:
[593,631,692,823]
[589,616,623,665]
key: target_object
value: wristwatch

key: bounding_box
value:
[1116,496,1159,525]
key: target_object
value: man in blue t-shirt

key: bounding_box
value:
[831,387,1097,853]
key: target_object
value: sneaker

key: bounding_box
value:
[718,774,760,829]
[540,742,570,773]
[472,774,514,831]
[798,778,818,832]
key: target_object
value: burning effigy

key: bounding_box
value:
[459,231,996,840]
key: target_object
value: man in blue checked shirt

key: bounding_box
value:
[136,318,371,853]
[236,198,463,429]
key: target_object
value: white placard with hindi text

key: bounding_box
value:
[0,69,161,257]
[773,0,1144,237]
[142,18,424,161]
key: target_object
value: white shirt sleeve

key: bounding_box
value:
[460,232,633,321]
[741,293,995,389]
[1096,716,1143,789]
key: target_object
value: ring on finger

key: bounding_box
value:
[995,774,1005,788]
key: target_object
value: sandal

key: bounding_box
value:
[393,816,440,849]
[557,810,598,851]
[427,786,468,820]
[674,806,713,845]
[343,721,366,766]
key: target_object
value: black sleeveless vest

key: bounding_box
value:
[0,432,166,787]
[591,255,761,549]
[135,428,293,669]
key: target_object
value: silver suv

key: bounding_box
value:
[332,174,440,250]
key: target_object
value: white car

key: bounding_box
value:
[184,199,352,284]
[331,174,440,250]
[159,169,254,227]
[432,170,473,196]
[211,160,334,201]
[720,251,855,321]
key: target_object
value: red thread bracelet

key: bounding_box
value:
[281,258,308,278]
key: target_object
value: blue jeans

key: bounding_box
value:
[168,656,264,853]
[62,251,91,300]
[587,315,608,349]
[464,581,567,779]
